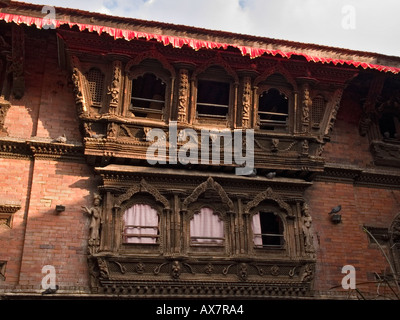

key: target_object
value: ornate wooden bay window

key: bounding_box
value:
[85,172,316,298]
[192,64,238,127]
[125,58,174,122]
[59,28,360,298]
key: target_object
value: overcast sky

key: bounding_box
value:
[20,0,399,57]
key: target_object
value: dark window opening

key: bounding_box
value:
[379,113,400,140]
[130,73,166,120]
[253,211,284,248]
[196,80,230,118]
[258,89,288,130]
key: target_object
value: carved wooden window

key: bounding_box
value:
[85,68,105,107]
[258,88,288,131]
[195,66,233,124]
[311,95,326,128]
[379,112,400,140]
[130,73,166,120]
[190,207,224,246]
[252,211,284,248]
[122,204,159,244]
[196,80,229,118]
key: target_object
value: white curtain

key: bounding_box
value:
[123,204,158,244]
[251,213,263,246]
[190,207,224,244]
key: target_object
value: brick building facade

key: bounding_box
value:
[0,2,400,300]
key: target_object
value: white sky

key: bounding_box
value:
[19,0,400,57]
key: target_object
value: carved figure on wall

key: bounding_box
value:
[301,264,314,282]
[82,194,102,254]
[178,69,189,122]
[302,139,309,156]
[238,263,248,281]
[0,100,10,135]
[107,122,117,138]
[302,203,314,253]
[171,260,181,279]
[242,77,251,128]
[271,139,279,152]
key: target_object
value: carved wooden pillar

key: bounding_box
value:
[189,77,196,124]
[163,207,172,255]
[107,60,122,114]
[301,83,311,133]
[228,210,236,256]
[241,76,252,129]
[252,85,259,129]
[232,82,239,129]
[167,76,175,122]
[177,69,189,123]
[172,191,185,254]
[237,197,246,254]
[100,192,113,252]
[180,209,188,254]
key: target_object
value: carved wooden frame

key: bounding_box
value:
[248,204,289,254]
[181,177,234,255]
[110,179,170,254]
[124,52,175,122]
[190,57,239,127]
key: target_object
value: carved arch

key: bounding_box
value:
[182,177,234,212]
[192,53,239,83]
[254,62,298,91]
[244,187,293,217]
[115,178,170,210]
[125,47,176,78]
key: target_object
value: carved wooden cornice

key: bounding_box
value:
[96,165,313,195]
[0,138,84,161]
[88,255,316,298]
[315,162,400,189]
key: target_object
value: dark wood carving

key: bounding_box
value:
[107,60,122,113]
[177,68,189,123]
[11,23,24,99]
[182,177,234,212]
[244,187,293,218]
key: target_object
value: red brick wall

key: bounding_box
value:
[0,29,95,292]
[0,158,30,286]
[16,159,95,290]
[306,182,400,296]
[323,89,374,168]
